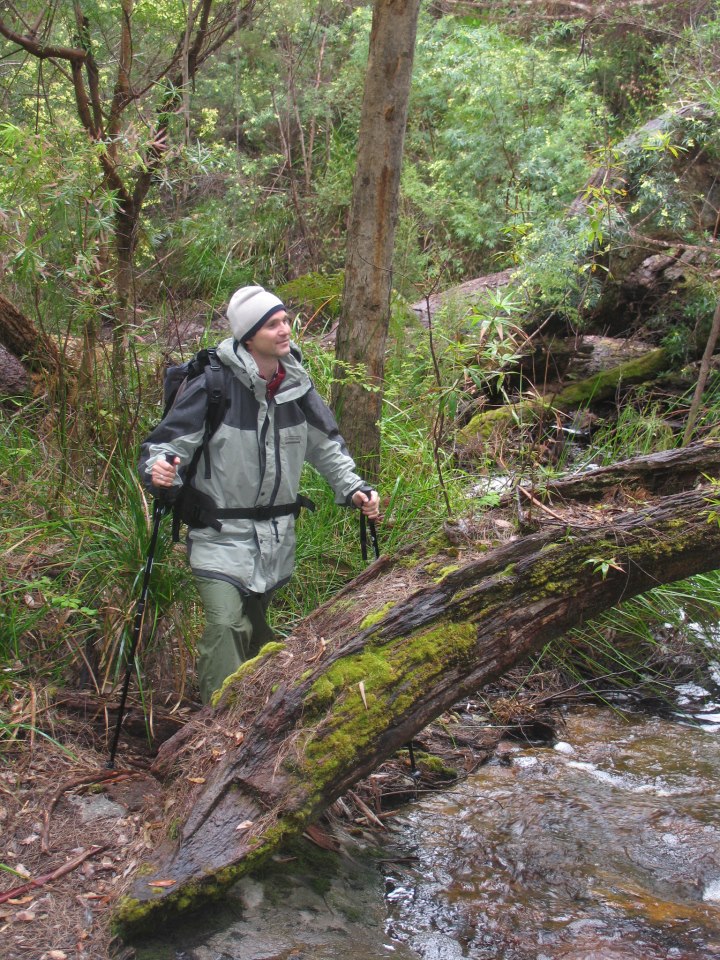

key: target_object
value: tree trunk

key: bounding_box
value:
[0,293,63,380]
[331,0,421,483]
[682,298,720,445]
[533,440,720,502]
[113,443,720,937]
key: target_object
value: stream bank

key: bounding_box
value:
[126,681,720,960]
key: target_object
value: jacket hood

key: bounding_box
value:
[215,337,311,403]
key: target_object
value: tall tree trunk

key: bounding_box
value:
[331,0,420,483]
[113,443,720,937]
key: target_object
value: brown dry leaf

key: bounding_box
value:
[147,879,176,888]
[8,896,34,905]
[44,951,68,960]
[186,776,206,784]
[14,909,37,922]
[235,820,254,832]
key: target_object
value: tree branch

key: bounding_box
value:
[0,17,86,62]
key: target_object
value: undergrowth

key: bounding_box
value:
[1,334,719,739]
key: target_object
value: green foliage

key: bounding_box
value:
[0,400,196,694]
[278,270,345,329]
[399,18,607,274]
[539,570,720,701]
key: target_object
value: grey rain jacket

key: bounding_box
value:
[139,337,367,595]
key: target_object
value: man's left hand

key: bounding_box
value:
[352,489,380,520]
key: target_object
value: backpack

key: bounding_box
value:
[159,347,229,542]
[154,346,317,542]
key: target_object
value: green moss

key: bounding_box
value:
[302,620,477,784]
[458,348,668,445]
[411,751,457,780]
[249,836,338,897]
[211,641,286,707]
[359,601,396,629]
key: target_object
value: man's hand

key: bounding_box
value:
[151,455,179,488]
[352,488,380,520]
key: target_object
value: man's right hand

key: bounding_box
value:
[151,455,180,488]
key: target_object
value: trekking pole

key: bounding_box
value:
[360,512,380,563]
[107,495,167,769]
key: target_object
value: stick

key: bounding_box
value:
[517,484,572,523]
[0,845,107,905]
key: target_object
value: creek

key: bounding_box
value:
[133,682,720,960]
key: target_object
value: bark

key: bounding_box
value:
[682,298,720,445]
[114,443,720,937]
[0,293,64,381]
[534,440,720,503]
[331,0,421,483]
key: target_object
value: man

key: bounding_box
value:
[139,285,380,704]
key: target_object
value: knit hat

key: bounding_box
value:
[227,285,285,343]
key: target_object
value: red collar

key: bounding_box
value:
[266,363,286,400]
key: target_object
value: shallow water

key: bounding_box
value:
[384,704,720,959]
[134,699,720,960]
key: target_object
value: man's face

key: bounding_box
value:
[246,310,292,361]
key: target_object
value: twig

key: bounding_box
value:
[0,845,107,904]
[517,485,573,523]
[347,789,387,829]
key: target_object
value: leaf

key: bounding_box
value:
[186,777,206,784]
[358,680,368,709]
[235,820,254,832]
[14,910,36,922]
[147,879,176,888]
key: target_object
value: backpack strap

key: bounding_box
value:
[201,348,226,480]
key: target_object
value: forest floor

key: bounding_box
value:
[0,671,567,960]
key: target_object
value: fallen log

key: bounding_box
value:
[113,443,720,937]
[501,439,720,507]
[456,346,669,447]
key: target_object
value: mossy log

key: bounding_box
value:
[457,346,668,445]
[114,455,720,937]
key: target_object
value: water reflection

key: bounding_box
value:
[385,706,720,959]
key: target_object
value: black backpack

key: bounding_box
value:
[159,347,228,541]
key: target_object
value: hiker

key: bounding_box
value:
[139,285,380,704]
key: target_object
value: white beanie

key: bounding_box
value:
[227,285,285,343]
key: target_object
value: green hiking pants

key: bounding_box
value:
[193,576,275,705]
